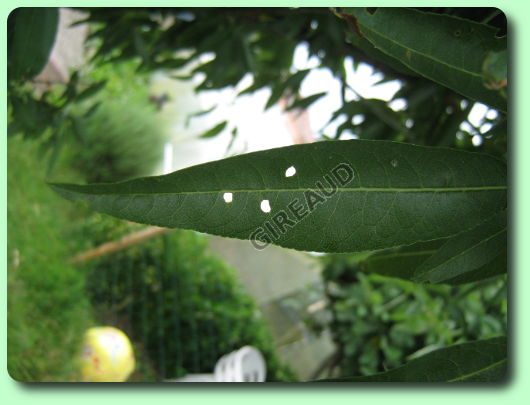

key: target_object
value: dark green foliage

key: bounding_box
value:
[83,229,295,381]
[317,337,506,382]
[340,8,507,111]
[7,137,90,381]
[50,140,507,253]
[78,7,507,155]
[316,254,507,378]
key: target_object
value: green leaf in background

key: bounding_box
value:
[285,92,327,111]
[412,211,507,284]
[342,8,507,112]
[265,69,310,110]
[316,336,506,382]
[198,121,228,139]
[8,8,59,81]
[75,80,107,103]
[359,240,443,280]
[50,140,506,253]
[185,105,217,128]
[343,16,419,78]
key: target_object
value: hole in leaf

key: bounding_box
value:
[223,192,233,203]
[285,166,297,177]
[260,199,271,213]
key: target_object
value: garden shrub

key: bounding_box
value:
[314,254,507,377]
[83,228,296,381]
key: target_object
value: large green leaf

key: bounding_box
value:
[50,140,506,253]
[342,8,507,112]
[8,8,59,81]
[412,211,507,284]
[360,240,443,280]
[360,211,507,284]
[316,336,507,382]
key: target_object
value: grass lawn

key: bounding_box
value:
[7,136,91,381]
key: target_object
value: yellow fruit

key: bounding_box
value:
[79,326,135,382]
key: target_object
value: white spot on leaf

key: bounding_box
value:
[260,199,271,213]
[285,166,296,177]
[223,192,233,203]
[390,159,398,168]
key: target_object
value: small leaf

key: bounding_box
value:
[61,70,80,102]
[198,121,227,139]
[46,127,66,176]
[83,102,101,119]
[316,336,507,382]
[50,140,506,253]
[157,58,191,70]
[75,81,107,102]
[185,105,217,127]
[69,116,87,144]
[265,70,310,110]
[412,211,507,284]
[285,92,327,111]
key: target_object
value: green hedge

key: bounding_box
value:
[84,228,296,381]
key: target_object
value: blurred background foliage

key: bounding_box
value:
[77,7,506,158]
[82,226,295,381]
[7,7,507,381]
[7,137,91,381]
[309,255,507,378]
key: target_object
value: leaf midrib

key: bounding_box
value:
[447,358,506,382]
[58,185,507,197]
[355,12,484,80]
[414,227,507,280]
[369,250,438,261]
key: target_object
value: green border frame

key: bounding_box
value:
[2,0,527,402]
